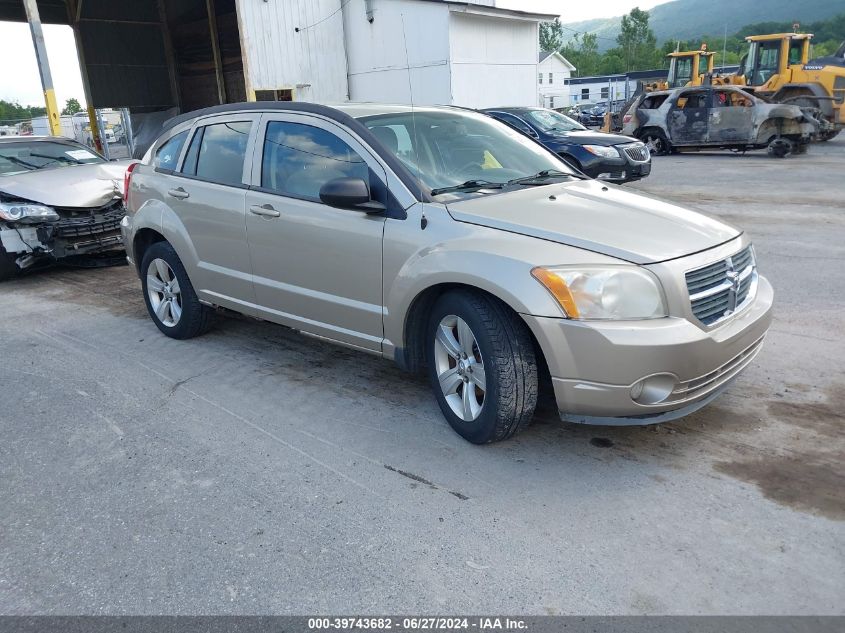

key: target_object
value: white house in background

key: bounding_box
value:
[236,0,555,108]
[537,50,576,109]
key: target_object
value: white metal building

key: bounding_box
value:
[1,0,554,143]
[237,0,556,108]
[537,50,575,109]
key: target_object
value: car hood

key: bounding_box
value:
[549,130,637,147]
[0,161,132,208]
[445,179,741,265]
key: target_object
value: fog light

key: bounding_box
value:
[630,374,678,405]
[596,171,625,181]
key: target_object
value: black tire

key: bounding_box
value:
[559,155,584,175]
[0,245,19,282]
[426,290,538,444]
[639,128,671,156]
[140,241,213,339]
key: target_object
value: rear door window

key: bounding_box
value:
[181,121,252,186]
[154,131,188,170]
[260,121,369,201]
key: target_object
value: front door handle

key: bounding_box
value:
[249,204,280,218]
[167,187,190,200]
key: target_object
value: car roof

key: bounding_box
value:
[481,106,544,113]
[0,135,77,143]
[163,101,469,131]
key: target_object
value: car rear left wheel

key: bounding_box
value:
[141,241,213,339]
[426,290,538,444]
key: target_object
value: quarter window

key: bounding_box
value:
[261,121,369,201]
[182,121,252,186]
[154,131,188,170]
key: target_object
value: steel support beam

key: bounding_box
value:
[65,0,103,152]
[22,0,61,136]
[206,0,227,104]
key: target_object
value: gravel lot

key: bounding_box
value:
[1,138,843,615]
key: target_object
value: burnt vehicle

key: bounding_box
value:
[0,136,132,280]
[621,85,819,157]
[483,107,651,183]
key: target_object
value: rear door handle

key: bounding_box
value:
[167,187,190,200]
[249,204,280,218]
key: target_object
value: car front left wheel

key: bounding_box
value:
[426,290,538,444]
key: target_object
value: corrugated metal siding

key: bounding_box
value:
[235,0,349,103]
[448,12,539,108]
[343,0,452,104]
[76,0,174,109]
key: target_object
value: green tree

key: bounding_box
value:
[617,7,659,71]
[0,99,46,124]
[562,32,601,76]
[540,18,563,52]
[61,98,82,115]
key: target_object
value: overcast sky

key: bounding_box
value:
[0,0,664,108]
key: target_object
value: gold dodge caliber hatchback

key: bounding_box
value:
[122,103,773,443]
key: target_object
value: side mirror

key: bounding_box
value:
[319,177,385,213]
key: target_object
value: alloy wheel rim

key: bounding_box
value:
[433,315,486,422]
[146,258,182,328]
[645,135,663,153]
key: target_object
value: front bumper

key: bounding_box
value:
[522,275,773,425]
[579,146,651,183]
[0,201,125,270]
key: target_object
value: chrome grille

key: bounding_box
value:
[55,200,124,239]
[621,142,650,162]
[685,246,756,326]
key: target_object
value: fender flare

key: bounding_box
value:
[770,83,834,117]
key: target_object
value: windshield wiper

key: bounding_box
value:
[430,179,505,196]
[29,152,83,165]
[1,155,40,170]
[506,169,583,187]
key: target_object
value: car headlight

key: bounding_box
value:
[531,266,667,320]
[583,145,620,159]
[0,202,59,223]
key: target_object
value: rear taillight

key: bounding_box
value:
[623,114,632,124]
[124,161,139,204]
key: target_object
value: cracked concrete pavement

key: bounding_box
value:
[0,137,843,615]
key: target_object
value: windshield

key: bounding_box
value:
[0,140,104,176]
[524,109,586,133]
[358,110,575,197]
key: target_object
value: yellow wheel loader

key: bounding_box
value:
[728,33,845,140]
[651,49,718,90]
[603,49,718,131]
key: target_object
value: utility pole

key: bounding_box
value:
[22,0,61,136]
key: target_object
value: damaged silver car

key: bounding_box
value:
[621,85,819,157]
[0,136,132,280]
